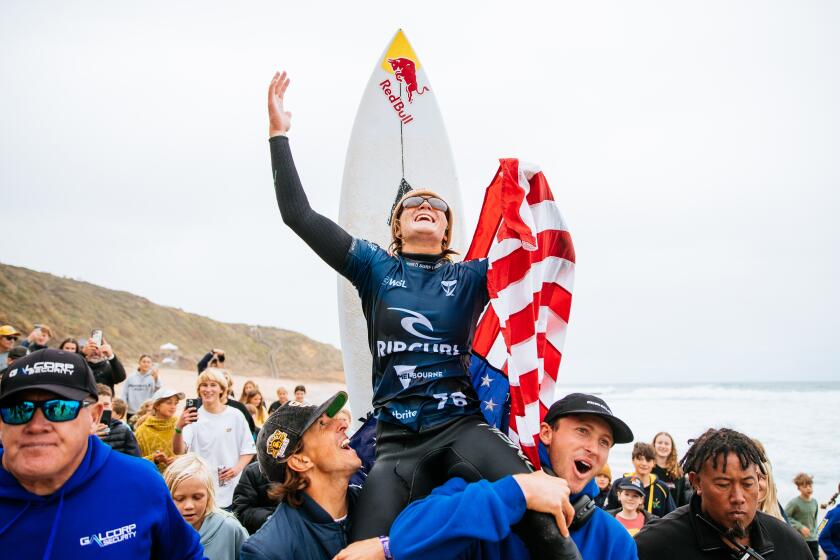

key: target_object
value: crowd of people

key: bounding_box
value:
[0,323,837,559]
[0,69,837,559]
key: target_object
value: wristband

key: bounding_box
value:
[379,535,392,560]
[174,427,182,434]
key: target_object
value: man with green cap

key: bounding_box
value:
[242,391,381,560]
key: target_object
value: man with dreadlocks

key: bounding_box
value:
[635,427,812,560]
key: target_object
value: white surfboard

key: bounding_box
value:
[338,29,465,424]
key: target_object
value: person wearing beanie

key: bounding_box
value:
[594,463,613,509]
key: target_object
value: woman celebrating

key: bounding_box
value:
[652,431,690,507]
[165,454,248,560]
[266,71,577,558]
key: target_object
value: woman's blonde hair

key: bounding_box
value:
[130,399,156,429]
[753,439,784,521]
[388,189,458,258]
[164,454,219,518]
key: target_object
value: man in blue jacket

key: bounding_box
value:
[0,348,204,559]
[376,393,639,560]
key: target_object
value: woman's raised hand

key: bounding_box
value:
[268,71,292,137]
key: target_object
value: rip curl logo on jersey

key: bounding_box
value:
[388,308,441,340]
[8,362,75,378]
[80,524,137,548]
[393,365,445,389]
[377,309,459,358]
[266,429,290,459]
[440,280,457,296]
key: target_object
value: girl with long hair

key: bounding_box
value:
[652,431,691,507]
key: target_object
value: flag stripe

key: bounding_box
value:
[468,158,574,468]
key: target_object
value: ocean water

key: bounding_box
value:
[562,381,839,510]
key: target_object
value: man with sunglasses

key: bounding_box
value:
[0,325,21,365]
[0,349,204,558]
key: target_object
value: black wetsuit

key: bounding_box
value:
[270,136,576,558]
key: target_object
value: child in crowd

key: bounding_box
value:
[606,442,675,518]
[136,387,184,472]
[820,483,840,560]
[130,398,155,430]
[786,472,820,559]
[123,354,162,420]
[293,384,308,404]
[95,384,141,456]
[165,454,249,560]
[112,397,130,427]
[608,477,657,536]
[594,463,612,508]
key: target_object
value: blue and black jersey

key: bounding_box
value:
[342,238,488,431]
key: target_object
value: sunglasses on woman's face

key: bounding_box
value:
[0,399,91,425]
[401,195,448,213]
[3,336,18,342]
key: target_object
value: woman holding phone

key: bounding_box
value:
[266,71,577,558]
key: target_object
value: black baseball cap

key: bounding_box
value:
[618,477,646,496]
[0,348,99,405]
[256,391,348,482]
[543,392,634,444]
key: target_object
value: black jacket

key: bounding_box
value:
[100,419,141,457]
[635,494,813,559]
[89,355,127,393]
[233,462,278,534]
[652,464,693,507]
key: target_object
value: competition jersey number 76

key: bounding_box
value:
[433,391,468,409]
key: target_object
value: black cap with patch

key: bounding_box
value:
[543,392,634,444]
[0,348,99,405]
[256,391,348,482]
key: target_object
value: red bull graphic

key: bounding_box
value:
[379,79,415,125]
[386,58,429,103]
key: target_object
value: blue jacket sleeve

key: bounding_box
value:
[389,476,527,559]
[821,506,840,560]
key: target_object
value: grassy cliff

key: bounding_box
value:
[0,262,344,382]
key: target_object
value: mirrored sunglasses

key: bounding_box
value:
[401,195,448,213]
[0,399,91,425]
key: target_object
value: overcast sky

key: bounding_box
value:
[2,1,838,383]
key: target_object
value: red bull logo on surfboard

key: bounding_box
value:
[378,31,430,125]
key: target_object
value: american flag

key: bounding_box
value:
[467,159,575,469]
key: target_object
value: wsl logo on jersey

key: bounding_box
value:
[383,276,407,288]
[80,523,137,548]
[377,308,459,358]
